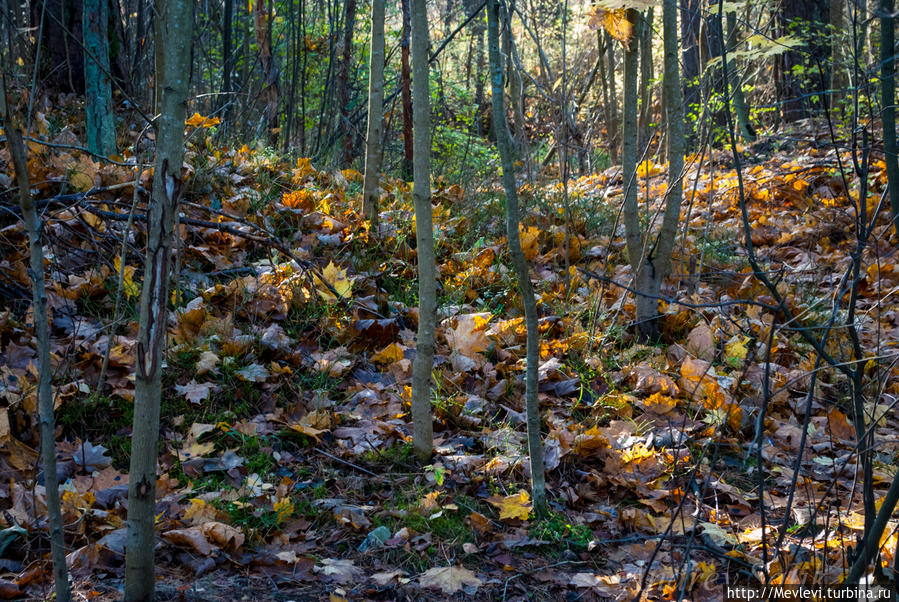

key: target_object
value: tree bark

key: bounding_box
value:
[882,0,899,232]
[659,0,685,283]
[680,0,700,148]
[487,0,546,516]
[0,73,72,602]
[726,10,755,142]
[337,0,357,164]
[401,0,414,179]
[83,0,117,156]
[776,0,829,122]
[620,11,659,341]
[253,0,280,143]
[124,0,192,598]
[410,0,435,463]
[221,0,233,121]
[638,7,654,152]
[605,30,619,164]
[362,0,385,228]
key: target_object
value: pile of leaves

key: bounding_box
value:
[1,97,898,600]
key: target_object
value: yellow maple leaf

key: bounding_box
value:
[519,225,540,261]
[114,256,139,299]
[371,343,405,366]
[587,8,634,48]
[185,112,220,128]
[315,261,353,301]
[724,335,749,367]
[489,491,532,521]
[274,497,294,523]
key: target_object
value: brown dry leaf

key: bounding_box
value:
[0,408,10,444]
[573,425,611,456]
[447,313,490,372]
[419,566,482,595]
[316,558,364,584]
[827,408,855,442]
[195,350,220,375]
[202,521,245,553]
[0,578,21,599]
[371,570,406,586]
[162,526,216,556]
[686,324,716,361]
[467,511,492,534]
[175,380,217,405]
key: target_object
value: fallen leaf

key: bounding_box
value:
[175,380,217,405]
[488,491,532,521]
[419,566,482,594]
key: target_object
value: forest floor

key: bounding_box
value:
[2,105,899,600]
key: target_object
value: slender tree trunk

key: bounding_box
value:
[605,30,619,164]
[831,0,844,108]
[680,0,700,147]
[134,0,146,101]
[299,0,307,154]
[254,0,280,144]
[221,0,233,122]
[410,0,435,463]
[620,11,658,340]
[337,0,357,164]
[471,0,486,134]
[124,0,192,598]
[83,0,117,156]
[658,0,685,284]
[362,0,385,228]
[0,73,72,602]
[638,7,653,152]
[726,10,755,142]
[882,0,899,232]
[487,0,546,516]
[401,0,414,179]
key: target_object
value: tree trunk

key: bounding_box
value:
[410,0,435,463]
[401,0,414,179]
[362,0,385,228]
[486,0,546,516]
[221,0,233,121]
[605,30,619,164]
[658,0,685,285]
[337,0,357,164]
[83,0,116,155]
[620,11,658,340]
[124,0,193,598]
[0,73,72,602]
[638,7,654,152]
[882,0,899,232]
[726,10,755,142]
[680,0,700,148]
[254,0,280,144]
[830,0,844,108]
[470,0,486,134]
[776,0,829,122]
